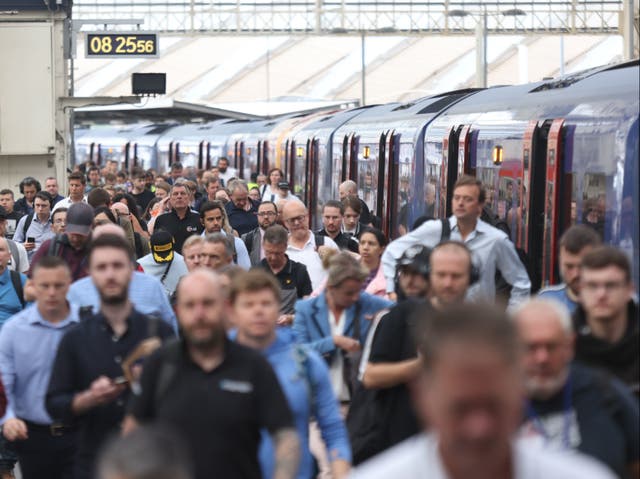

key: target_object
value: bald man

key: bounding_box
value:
[124,270,299,479]
[281,201,338,290]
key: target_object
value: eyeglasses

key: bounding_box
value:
[258,212,277,217]
[285,214,306,225]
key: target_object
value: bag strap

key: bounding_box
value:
[349,300,362,341]
[9,270,25,309]
[440,218,451,242]
[159,258,173,284]
[22,213,35,239]
[7,240,19,273]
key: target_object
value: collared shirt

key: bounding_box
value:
[46,308,175,478]
[381,217,531,308]
[257,257,312,314]
[317,229,359,253]
[286,232,339,291]
[0,303,80,424]
[225,200,259,237]
[13,214,54,259]
[66,272,178,333]
[29,235,89,281]
[129,338,294,479]
[0,268,26,325]
[153,209,203,253]
[537,284,578,314]
[52,196,88,213]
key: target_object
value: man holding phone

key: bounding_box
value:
[13,191,54,260]
[46,233,175,479]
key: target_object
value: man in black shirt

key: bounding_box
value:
[130,172,155,213]
[515,299,639,478]
[317,200,360,253]
[46,234,175,479]
[573,246,639,397]
[256,225,312,323]
[225,180,259,236]
[124,270,300,479]
[153,184,203,253]
[361,241,474,457]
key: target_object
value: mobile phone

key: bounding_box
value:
[27,237,35,243]
[113,376,129,385]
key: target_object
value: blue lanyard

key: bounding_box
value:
[525,374,573,449]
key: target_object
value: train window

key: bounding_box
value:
[358,143,378,218]
[424,139,443,220]
[396,143,414,235]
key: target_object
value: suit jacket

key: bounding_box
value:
[241,227,263,267]
[293,291,392,358]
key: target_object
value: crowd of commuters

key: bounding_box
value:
[0,159,635,479]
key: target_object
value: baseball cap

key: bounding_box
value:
[396,245,431,278]
[150,230,174,263]
[66,203,94,236]
[278,181,290,190]
[0,206,7,220]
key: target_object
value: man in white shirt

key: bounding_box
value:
[350,304,615,479]
[52,172,88,213]
[381,175,530,309]
[281,201,338,291]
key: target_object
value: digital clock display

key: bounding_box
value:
[86,33,159,58]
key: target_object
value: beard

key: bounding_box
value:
[524,367,569,400]
[98,283,129,306]
[184,322,226,352]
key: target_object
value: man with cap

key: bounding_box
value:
[29,202,94,281]
[137,230,188,298]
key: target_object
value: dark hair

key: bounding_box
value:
[205,177,219,188]
[229,269,281,305]
[323,200,345,215]
[417,304,520,370]
[20,177,41,193]
[87,166,100,174]
[199,200,225,218]
[453,175,486,204]
[341,196,361,215]
[88,188,111,209]
[258,201,277,213]
[34,191,53,208]
[143,197,162,221]
[88,233,134,264]
[359,227,387,247]
[31,255,70,277]
[263,224,289,245]
[68,171,87,185]
[581,245,631,283]
[52,207,68,222]
[0,189,14,199]
[93,206,117,224]
[170,162,183,171]
[559,224,601,254]
[113,193,142,220]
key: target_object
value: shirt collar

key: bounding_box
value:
[28,302,81,328]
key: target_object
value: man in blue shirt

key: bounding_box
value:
[231,269,351,479]
[538,225,601,314]
[0,256,79,479]
[13,191,55,260]
[66,223,178,333]
[225,180,259,237]
[0,237,26,327]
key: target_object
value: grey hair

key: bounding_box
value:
[204,232,234,259]
[340,180,357,193]
[512,298,573,334]
[227,179,248,195]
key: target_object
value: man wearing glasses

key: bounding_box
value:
[281,201,338,291]
[573,245,639,397]
[242,201,279,267]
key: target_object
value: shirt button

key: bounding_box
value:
[114,356,122,364]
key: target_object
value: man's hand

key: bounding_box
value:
[277,314,294,326]
[2,418,28,441]
[23,241,35,252]
[333,335,361,352]
[72,375,126,415]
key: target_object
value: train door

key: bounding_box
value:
[198,141,205,170]
[376,132,388,221]
[288,140,297,187]
[378,132,400,238]
[348,135,359,182]
[441,125,463,217]
[457,125,473,176]
[205,142,211,170]
[262,140,269,174]
[306,139,320,227]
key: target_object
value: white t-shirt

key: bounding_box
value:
[328,309,348,401]
[350,433,616,479]
[286,232,338,291]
